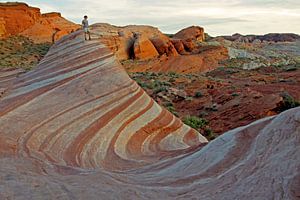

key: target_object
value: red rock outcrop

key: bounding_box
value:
[182,38,196,52]
[125,45,228,73]
[133,34,159,60]
[174,26,205,42]
[0,2,40,37]
[0,31,299,199]
[91,23,179,60]
[170,26,206,54]
[0,2,80,43]
[170,39,186,54]
[157,45,228,73]
[89,24,228,73]
[150,36,179,57]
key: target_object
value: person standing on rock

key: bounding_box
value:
[82,15,91,41]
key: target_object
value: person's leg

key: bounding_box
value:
[87,30,91,40]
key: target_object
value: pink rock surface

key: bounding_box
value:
[0,30,206,169]
[0,31,299,199]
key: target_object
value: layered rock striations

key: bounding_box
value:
[0,30,299,199]
[0,2,80,43]
[0,30,207,171]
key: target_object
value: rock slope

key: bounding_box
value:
[0,30,207,171]
[0,2,80,43]
[0,31,299,199]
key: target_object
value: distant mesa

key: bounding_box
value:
[0,2,80,43]
[222,32,300,43]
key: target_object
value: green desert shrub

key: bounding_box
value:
[169,78,176,83]
[278,92,300,112]
[194,91,203,98]
[167,71,179,78]
[163,102,173,107]
[166,106,178,117]
[183,116,208,130]
[153,86,167,94]
[0,36,51,70]
[203,128,216,140]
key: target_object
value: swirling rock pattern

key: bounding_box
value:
[0,31,207,171]
[0,31,299,199]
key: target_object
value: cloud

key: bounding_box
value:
[3,0,300,36]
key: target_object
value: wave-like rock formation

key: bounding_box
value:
[0,31,207,171]
[0,31,299,199]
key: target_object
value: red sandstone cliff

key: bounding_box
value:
[0,2,80,43]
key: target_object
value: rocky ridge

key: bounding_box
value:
[222,33,300,43]
[90,23,228,73]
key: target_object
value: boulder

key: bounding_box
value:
[182,38,196,52]
[133,35,159,60]
[174,26,205,42]
[150,37,179,56]
[170,39,186,54]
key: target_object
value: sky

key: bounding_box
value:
[2,0,300,36]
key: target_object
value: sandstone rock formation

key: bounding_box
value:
[133,34,159,60]
[124,45,228,73]
[0,30,207,171]
[161,45,228,73]
[89,23,228,73]
[150,36,179,57]
[182,38,196,52]
[0,2,80,43]
[0,30,299,199]
[91,23,179,60]
[174,26,205,42]
[170,39,186,54]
